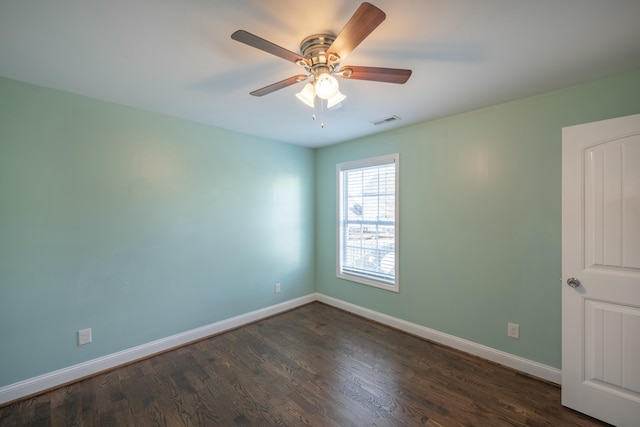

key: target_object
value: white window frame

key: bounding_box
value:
[336,153,399,292]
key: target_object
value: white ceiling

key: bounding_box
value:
[1,0,640,148]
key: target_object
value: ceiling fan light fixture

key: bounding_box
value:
[326,90,346,109]
[295,82,315,107]
[314,73,339,100]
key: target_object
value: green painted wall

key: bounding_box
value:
[0,77,315,386]
[315,69,640,369]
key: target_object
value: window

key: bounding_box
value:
[337,154,399,292]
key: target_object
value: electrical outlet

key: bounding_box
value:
[275,283,281,294]
[78,328,92,346]
[507,323,519,339]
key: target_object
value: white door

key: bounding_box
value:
[562,113,640,426]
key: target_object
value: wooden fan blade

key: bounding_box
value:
[327,2,386,61]
[232,30,305,64]
[250,75,309,97]
[340,66,412,84]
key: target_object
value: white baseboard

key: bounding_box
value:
[1,292,561,405]
[315,293,562,385]
[0,294,315,405]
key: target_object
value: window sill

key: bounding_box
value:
[337,272,399,293]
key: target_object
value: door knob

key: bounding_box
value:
[566,277,581,288]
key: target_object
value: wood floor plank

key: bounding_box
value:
[0,302,610,426]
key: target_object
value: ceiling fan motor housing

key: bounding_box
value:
[299,33,339,75]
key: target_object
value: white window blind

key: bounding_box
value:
[337,154,399,291]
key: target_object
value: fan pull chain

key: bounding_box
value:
[311,96,317,122]
[309,98,326,128]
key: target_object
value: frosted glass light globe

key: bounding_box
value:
[314,73,339,100]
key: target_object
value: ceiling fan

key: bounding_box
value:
[231,2,412,110]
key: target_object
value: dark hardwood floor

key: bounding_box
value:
[1,302,608,426]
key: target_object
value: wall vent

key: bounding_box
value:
[371,115,401,126]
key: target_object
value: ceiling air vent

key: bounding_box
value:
[371,115,401,126]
